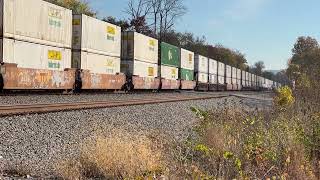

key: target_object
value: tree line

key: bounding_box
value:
[46,0,281,82]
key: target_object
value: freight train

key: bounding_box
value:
[0,0,280,93]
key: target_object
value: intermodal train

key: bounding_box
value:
[0,0,280,93]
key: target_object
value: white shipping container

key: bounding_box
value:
[121,32,158,64]
[237,79,241,85]
[72,14,121,57]
[196,72,208,83]
[1,38,71,70]
[242,71,246,81]
[226,77,232,84]
[209,59,218,74]
[180,48,194,70]
[226,65,232,78]
[232,78,237,84]
[121,60,158,78]
[209,74,217,84]
[218,75,224,85]
[218,62,225,77]
[246,72,250,81]
[1,0,72,48]
[72,51,120,74]
[194,54,208,73]
[237,69,241,80]
[160,65,178,80]
[232,67,237,79]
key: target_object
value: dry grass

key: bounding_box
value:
[56,129,165,179]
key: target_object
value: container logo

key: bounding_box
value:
[171,69,176,78]
[48,50,62,60]
[168,50,173,61]
[149,40,155,51]
[188,54,193,65]
[107,26,116,41]
[48,50,61,69]
[148,67,154,76]
[48,7,62,28]
[105,59,115,74]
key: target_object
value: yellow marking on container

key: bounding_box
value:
[149,39,155,46]
[148,67,154,76]
[188,54,193,64]
[48,7,62,19]
[171,69,176,75]
[107,26,116,35]
[48,50,62,60]
[72,19,81,25]
[105,59,115,67]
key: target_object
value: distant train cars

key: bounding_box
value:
[0,0,279,92]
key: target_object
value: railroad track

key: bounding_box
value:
[0,94,232,117]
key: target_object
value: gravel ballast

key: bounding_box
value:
[0,93,273,177]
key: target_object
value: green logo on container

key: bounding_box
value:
[168,50,172,61]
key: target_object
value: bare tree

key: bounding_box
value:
[125,0,187,39]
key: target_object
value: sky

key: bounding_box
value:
[88,0,320,70]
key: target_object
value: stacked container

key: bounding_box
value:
[72,14,125,90]
[72,14,121,74]
[236,68,242,90]
[121,31,159,90]
[0,0,75,90]
[218,62,225,90]
[252,74,256,89]
[242,71,246,89]
[160,42,180,89]
[194,54,208,90]
[180,48,195,89]
[225,65,232,90]
[231,67,237,90]
[208,59,218,90]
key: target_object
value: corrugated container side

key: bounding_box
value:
[121,60,158,78]
[73,14,121,57]
[194,54,208,73]
[242,71,246,81]
[3,0,72,48]
[180,68,194,81]
[73,51,120,74]
[209,59,218,74]
[160,65,178,80]
[226,65,232,78]
[237,69,241,80]
[209,74,217,84]
[180,48,194,70]
[2,38,71,70]
[134,32,158,64]
[226,77,232,84]
[232,78,237,84]
[218,75,224,85]
[160,42,179,67]
[232,67,237,79]
[196,72,208,83]
[218,62,225,77]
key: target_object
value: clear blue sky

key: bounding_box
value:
[88,0,320,70]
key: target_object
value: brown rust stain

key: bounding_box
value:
[132,76,160,90]
[81,70,126,90]
[181,80,196,90]
[1,63,76,90]
[161,79,180,90]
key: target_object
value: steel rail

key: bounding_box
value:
[0,94,231,117]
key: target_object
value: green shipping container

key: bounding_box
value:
[180,68,194,81]
[160,42,180,67]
